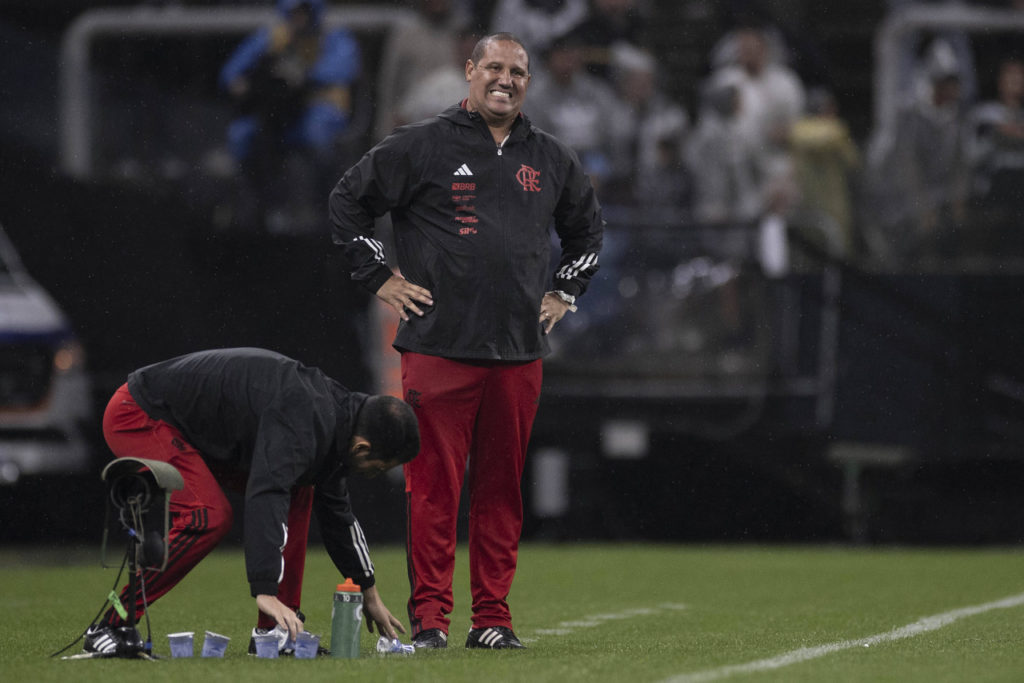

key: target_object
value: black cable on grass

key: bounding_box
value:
[49,546,129,658]
[129,500,154,653]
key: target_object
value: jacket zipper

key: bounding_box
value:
[495,134,511,352]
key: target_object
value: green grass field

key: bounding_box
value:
[3,543,1024,682]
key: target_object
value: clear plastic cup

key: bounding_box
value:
[376,636,415,655]
[167,631,194,658]
[201,630,230,658]
[253,633,280,659]
[293,631,321,659]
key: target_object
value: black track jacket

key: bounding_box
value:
[329,103,604,361]
[125,348,376,597]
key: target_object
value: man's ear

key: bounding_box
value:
[350,435,371,457]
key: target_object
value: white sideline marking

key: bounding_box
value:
[522,602,687,643]
[661,591,1024,683]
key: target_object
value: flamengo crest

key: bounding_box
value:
[516,164,541,192]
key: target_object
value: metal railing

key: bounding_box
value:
[872,4,1024,163]
[58,4,413,179]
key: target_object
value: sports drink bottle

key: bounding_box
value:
[330,578,362,658]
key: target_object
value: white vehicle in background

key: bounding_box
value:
[0,222,92,484]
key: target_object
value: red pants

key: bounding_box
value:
[401,353,542,634]
[101,384,311,630]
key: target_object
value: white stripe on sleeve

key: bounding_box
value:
[556,252,598,281]
[278,522,288,584]
[355,236,387,264]
[350,521,374,577]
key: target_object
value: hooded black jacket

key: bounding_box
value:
[329,103,604,361]
[125,347,375,596]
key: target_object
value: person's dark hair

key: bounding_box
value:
[354,395,420,465]
[471,32,530,72]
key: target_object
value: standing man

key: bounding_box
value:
[84,348,416,657]
[329,33,603,649]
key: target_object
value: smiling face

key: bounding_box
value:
[465,37,531,130]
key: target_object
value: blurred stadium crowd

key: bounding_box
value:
[1,0,1022,415]
[11,0,1021,272]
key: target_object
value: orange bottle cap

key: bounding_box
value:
[337,578,360,592]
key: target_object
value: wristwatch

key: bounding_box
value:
[550,290,577,312]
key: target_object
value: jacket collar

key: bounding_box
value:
[439,101,532,142]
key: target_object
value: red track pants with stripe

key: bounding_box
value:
[401,352,542,634]
[100,384,311,630]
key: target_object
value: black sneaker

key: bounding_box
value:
[84,624,144,657]
[412,628,448,649]
[465,626,525,649]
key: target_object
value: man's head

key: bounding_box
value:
[611,43,657,105]
[544,31,585,85]
[465,32,531,128]
[418,0,452,24]
[735,27,769,77]
[997,57,1024,104]
[924,39,962,108]
[348,395,420,477]
[277,0,321,32]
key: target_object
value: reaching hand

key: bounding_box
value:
[255,594,304,641]
[360,585,406,640]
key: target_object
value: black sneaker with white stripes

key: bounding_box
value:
[412,627,448,649]
[83,624,144,657]
[465,626,525,649]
